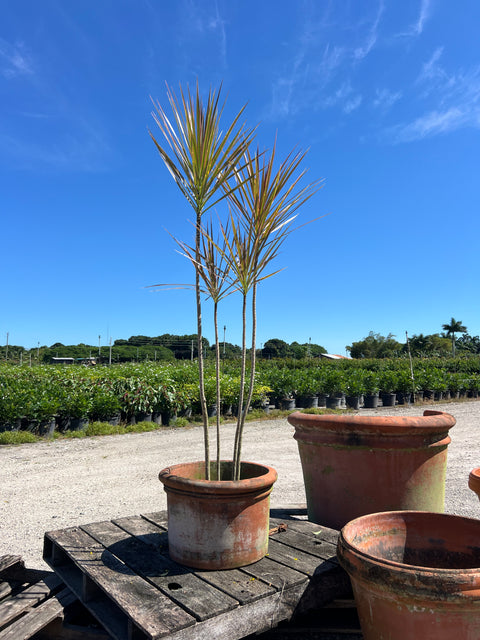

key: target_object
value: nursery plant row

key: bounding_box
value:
[0,357,479,434]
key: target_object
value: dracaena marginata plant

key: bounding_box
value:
[149,82,255,479]
[219,142,321,479]
[150,83,320,481]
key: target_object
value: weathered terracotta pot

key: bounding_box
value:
[337,511,480,639]
[159,460,277,570]
[288,410,455,529]
[469,467,480,501]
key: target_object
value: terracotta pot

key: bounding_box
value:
[288,410,455,529]
[337,511,480,639]
[468,467,480,501]
[159,460,277,570]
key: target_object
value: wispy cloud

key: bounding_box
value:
[353,0,384,60]
[413,0,432,36]
[181,0,227,69]
[0,118,113,172]
[390,51,480,142]
[323,81,362,114]
[418,46,445,83]
[373,88,402,110]
[344,95,363,114]
[393,107,465,142]
[398,0,433,37]
[0,38,33,78]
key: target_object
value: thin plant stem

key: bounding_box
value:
[195,213,210,479]
[214,300,221,479]
[234,281,257,480]
[233,291,248,479]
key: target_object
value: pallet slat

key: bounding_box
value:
[82,519,239,620]
[44,526,195,640]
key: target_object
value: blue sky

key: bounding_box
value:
[1,0,479,355]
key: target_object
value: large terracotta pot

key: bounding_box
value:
[469,467,480,501]
[159,460,277,570]
[337,510,480,639]
[288,410,455,529]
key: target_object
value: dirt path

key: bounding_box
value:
[1,400,479,568]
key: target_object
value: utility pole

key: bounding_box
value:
[191,339,194,361]
[109,339,112,366]
[223,325,226,357]
[405,331,416,402]
[5,332,8,361]
[98,335,101,356]
[37,342,40,361]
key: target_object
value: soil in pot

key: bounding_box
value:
[337,511,480,639]
[159,460,277,570]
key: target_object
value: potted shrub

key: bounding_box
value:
[379,369,397,407]
[395,368,416,404]
[90,384,122,424]
[345,368,367,410]
[323,368,346,409]
[150,83,319,569]
[363,371,380,408]
[294,369,319,409]
[23,388,60,436]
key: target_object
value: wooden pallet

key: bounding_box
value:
[0,555,112,640]
[44,509,353,640]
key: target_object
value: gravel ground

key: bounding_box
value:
[1,400,479,569]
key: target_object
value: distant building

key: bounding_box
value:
[51,357,74,364]
[319,353,351,360]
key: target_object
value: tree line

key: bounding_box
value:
[347,318,477,358]
[1,318,477,363]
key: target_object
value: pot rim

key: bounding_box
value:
[339,510,480,582]
[469,467,480,493]
[159,460,278,495]
[288,409,455,435]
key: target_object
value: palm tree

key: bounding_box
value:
[441,317,467,357]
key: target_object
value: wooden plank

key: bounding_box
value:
[162,581,311,640]
[269,505,308,520]
[0,559,23,577]
[0,573,63,629]
[266,538,336,577]
[270,517,340,546]
[241,556,308,590]
[267,524,338,562]
[113,516,168,553]
[194,568,276,606]
[82,519,238,621]
[140,512,168,530]
[0,586,76,640]
[44,527,195,640]
[116,515,276,606]
[0,585,11,602]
